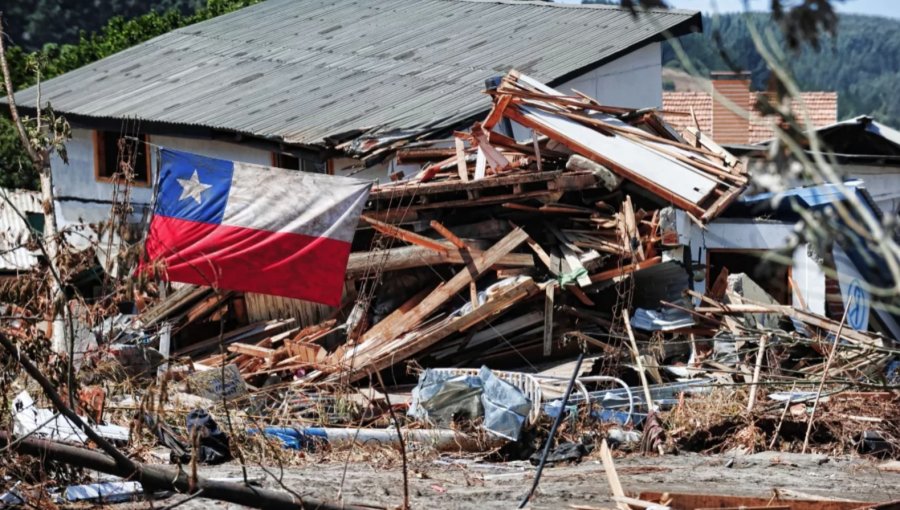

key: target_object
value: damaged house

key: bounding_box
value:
[10,0,701,226]
[5,0,703,324]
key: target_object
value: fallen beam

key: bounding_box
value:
[358,227,530,344]
[345,244,533,278]
[0,433,374,510]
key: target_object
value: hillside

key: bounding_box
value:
[661,12,900,127]
[3,0,202,52]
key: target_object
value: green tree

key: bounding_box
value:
[0,0,262,190]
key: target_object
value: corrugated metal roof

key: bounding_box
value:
[0,188,42,272]
[10,0,699,148]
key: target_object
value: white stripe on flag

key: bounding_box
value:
[222,162,371,243]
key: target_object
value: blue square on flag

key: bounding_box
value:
[156,149,233,225]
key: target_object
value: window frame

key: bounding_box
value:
[93,131,152,187]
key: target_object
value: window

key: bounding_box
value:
[273,152,301,171]
[272,152,323,173]
[94,131,151,186]
[707,250,791,304]
[25,212,44,237]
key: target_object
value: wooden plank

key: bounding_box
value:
[342,277,539,382]
[228,343,276,358]
[543,284,555,356]
[566,285,596,306]
[369,170,561,200]
[546,223,593,288]
[361,215,448,254]
[598,440,630,510]
[526,236,555,274]
[589,256,663,284]
[471,123,511,171]
[623,309,653,412]
[483,94,512,130]
[356,227,530,348]
[474,148,486,180]
[454,137,469,183]
[346,245,533,278]
[639,492,870,510]
[429,220,467,250]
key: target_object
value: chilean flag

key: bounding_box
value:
[144,149,372,306]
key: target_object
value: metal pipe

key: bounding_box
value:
[518,353,584,509]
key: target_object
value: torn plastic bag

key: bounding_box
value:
[144,409,232,465]
[185,409,232,464]
[528,441,592,465]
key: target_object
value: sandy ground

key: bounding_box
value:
[128,451,900,509]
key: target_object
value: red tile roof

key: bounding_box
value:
[662,91,837,144]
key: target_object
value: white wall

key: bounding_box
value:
[511,42,662,142]
[843,164,900,215]
[50,129,273,227]
[558,42,663,109]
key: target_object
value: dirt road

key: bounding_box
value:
[148,451,900,509]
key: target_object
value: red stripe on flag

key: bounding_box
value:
[145,215,349,306]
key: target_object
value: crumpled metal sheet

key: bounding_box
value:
[409,365,531,441]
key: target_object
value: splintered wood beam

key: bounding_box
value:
[622,195,645,262]
[566,285,596,306]
[470,122,510,169]
[483,94,513,130]
[361,215,448,254]
[359,227,530,345]
[525,236,555,274]
[430,220,468,249]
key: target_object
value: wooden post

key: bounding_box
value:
[157,322,172,381]
[454,137,469,182]
[802,296,852,453]
[746,334,768,412]
[623,309,654,412]
[543,284,555,356]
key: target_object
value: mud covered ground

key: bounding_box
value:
[136,451,900,509]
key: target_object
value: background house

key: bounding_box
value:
[662,71,837,144]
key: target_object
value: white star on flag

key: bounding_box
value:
[177,170,212,204]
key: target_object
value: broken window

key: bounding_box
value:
[94,131,151,186]
[707,250,791,304]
